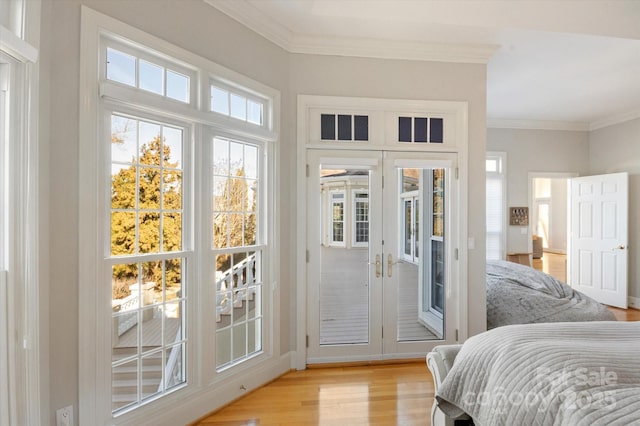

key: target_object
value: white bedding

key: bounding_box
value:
[436,322,640,426]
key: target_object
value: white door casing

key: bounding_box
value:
[569,172,628,308]
[296,94,469,370]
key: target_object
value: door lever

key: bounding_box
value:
[388,254,399,278]
[613,245,626,250]
[368,254,381,278]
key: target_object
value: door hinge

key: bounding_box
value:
[455,167,459,179]
[455,329,459,341]
[382,327,384,339]
[454,248,459,260]
[306,250,310,263]
[382,175,384,188]
[306,335,309,348]
[306,164,309,177]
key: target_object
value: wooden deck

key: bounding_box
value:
[113,309,181,361]
[320,247,437,345]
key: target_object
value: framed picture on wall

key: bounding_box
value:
[509,206,529,226]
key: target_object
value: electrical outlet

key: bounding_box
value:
[56,405,73,426]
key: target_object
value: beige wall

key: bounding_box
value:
[41,0,488,423]
[589,118,640,300]
[487,128,590,253]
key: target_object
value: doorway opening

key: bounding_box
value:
[529,172,576,282]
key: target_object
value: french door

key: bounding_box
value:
[306,149,460,363]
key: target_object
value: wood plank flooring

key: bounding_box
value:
[195,252,639,426]
[193,362,435,426]
[532,251,567,282]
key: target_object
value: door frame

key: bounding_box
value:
[295,95,469,370]
[527,172,578,260]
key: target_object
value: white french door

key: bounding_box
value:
[306,149,460,363]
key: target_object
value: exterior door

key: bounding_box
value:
[569,172,628,308]
[306,149,460,364]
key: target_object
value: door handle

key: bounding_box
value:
[388,254,393,278]
[613,245,626,250]
[368,254,381,278]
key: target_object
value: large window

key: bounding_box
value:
[109,113,188,412]
[486,152,506,260]
[212,137,264,370]
[80,11,278,423]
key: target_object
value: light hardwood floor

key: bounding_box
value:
[195,252,639,426]
[193,362,434,426]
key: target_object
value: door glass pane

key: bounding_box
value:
[320,168,369,344]
[431,240,444,313]
[398,168,444,341]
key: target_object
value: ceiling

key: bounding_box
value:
[207,0,640,130]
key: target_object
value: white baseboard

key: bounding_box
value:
[543,248,566,255]
[628,296,639,310]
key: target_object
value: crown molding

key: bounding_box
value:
[487,118,589,132]
[206,0,499,64]
[290,34,498,63]
[589,109,640,131]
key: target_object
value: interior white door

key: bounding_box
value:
[306,149,460,364]
[569,172,628,308]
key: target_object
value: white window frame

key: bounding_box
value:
[486,152,507,260]
[0,0,42,423]
[210,134,267,372]
[351,190,369,248]
[329,191,346,247]
[103,105,194,415]
[399,188,420,264]
[79,7,281,426]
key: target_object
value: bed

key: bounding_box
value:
[428,321,640,426]
[487,260,616,329]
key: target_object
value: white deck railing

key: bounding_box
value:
[112,293,138,336]
[216,253,256,322]
[158,327,183,392]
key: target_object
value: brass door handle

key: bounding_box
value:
[368,254,381,278]
[388,254,393,278]
[614,245,626,250]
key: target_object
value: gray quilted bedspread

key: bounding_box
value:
[436,322,640,426]
[487,260,616,329]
